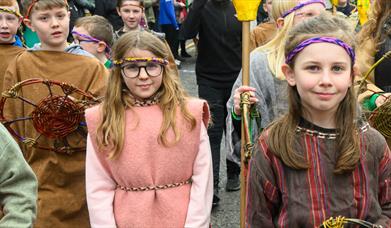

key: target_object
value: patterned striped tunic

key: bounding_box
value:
[246,120,391,227]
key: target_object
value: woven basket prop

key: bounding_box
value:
[369,97,391,138]
[0,78,101,154]
[357,51,391,139]
[320,216,383,228]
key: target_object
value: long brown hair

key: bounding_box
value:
[357,0,391,50]
[97,30,196,159]
[356,0,391,78]
[267,13,360,174]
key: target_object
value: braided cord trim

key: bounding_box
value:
[285,37,355,64]
[295,123,369,139]
[117,178,192,192]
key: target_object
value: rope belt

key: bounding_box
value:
[117,178,192,192]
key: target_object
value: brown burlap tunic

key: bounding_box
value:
[2,51,107,228]
[0,45,24,92]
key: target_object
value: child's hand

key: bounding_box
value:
[233,86,258,116]
[375,93,391,108]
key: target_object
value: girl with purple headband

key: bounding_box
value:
[226,0,325,170]
[246,13,391,227]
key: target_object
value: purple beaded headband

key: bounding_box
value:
[113,57,169,66]
[285,37,355,64]
[71,30,112,54]
[281,0,326,18]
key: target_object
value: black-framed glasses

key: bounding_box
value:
[121,62,164,78]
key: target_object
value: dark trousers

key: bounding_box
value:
[161,24,179,58]
[198,83,236,192]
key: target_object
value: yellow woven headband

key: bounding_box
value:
[0,7,22,18]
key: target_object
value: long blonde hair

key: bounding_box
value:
[255,0,299,80]
[267,13,360,174]
[97,30,196,159]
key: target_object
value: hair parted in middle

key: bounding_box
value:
[97,30,196,159]
[266,13,359,174]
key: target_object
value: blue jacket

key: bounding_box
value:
[12,35,23,47]
[159,0,178,29]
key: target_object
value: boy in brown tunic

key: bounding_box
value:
[2,0,108,227]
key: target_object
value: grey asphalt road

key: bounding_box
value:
[178,42,240,228]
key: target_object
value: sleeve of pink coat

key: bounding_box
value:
[86,134,117,228]
[184,124,213,228]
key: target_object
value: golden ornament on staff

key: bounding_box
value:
[231,0,261,227]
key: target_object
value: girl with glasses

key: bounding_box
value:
[85,30,213,228]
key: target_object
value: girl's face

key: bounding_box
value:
[284,42,352,120]
[117,1,143,31]
[292,1,325,26]
[121,48,163,100]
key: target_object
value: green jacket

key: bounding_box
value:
[0,124,37,227]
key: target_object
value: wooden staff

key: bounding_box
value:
[231,0,261,227]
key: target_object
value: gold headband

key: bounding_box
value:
[0,7,22,18]
[113,57,169,66]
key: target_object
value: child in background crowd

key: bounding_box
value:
[0,0,24,91]
[72,15,114,69]
[115,0,144,38]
